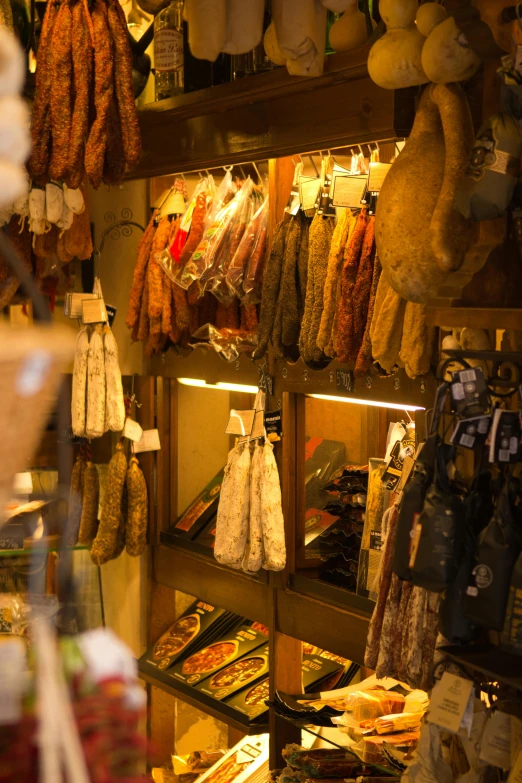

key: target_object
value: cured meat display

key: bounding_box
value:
[29,0,141,189]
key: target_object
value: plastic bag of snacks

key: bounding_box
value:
[227,197,268,301]
[208,178,256,301]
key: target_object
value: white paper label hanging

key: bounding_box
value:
[299,176,321,212]
[331,175,367,208]
[82,297,108,324]
[134,428,161,453]
[123,419,144,442]
[479,711,513,770]
[225,410,255,437]
[428,672,474,733]
[367,162,392,192]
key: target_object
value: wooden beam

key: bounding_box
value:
[425,307,522,331]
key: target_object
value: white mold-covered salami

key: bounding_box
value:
[85,324,106,439]
[215,442,248,568]
[223,0,264,55]
[64,185,84,215]
[260,439,286,571]
[186,0,226,62]
[244,440,264,574]
[272,0,326,77]
[45,181,63,224]
[405,586,427,688]
[71,325,89,437]
[103,324,125,433]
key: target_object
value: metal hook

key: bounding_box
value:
[239,165,247,180]
[252,161,263,185]
[358,144,363,155]
[308,154,319,178]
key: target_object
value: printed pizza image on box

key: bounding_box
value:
[195,644,269,701]
[169,623,268,685]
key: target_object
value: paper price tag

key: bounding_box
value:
[82,297,108,324]
[225,410,255,437]
[134,428,161,453]
[428,672,474,733]
[123,418,143,442]
[367,162,392,192]
[299,176,321,212]
[479,711,513,770]
[331,175,367,208]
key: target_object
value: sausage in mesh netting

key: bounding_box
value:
[334,210,368,363]
[49,0,73,182]
[273,213,301,353]
[103,99,126,186]
[393,579,413,676]
[29,0,58,178]
[90,444,127,565]
[420,591,441,690]
[126,457,148,557]
[106,0,142,169]
[137,271,150,342]
[370,276,406,374]
[316,209,350,352]
[67,455,86,546]
[364,504,399,669]
[67,0,94,188]
[399,301,435,380]
[299,213,334,362]
[375,572,402,679]
[355,253,382,377]
[348,217,376,362]
[405,586,427,687]
[126,212,157,334]
[252,213,290,360]
[85,0,114,189]
[78,461,100,546]
[297,215,310,317]
[148,216,171,346]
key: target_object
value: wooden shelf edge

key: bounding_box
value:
[139,662,269,734]
[277,588,370,665]
[425,307,522,331]
[138,47,371,122]
[154,544,271,626]
[439,643,522,692]
[291,573,375,616]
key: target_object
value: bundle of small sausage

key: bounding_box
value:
[127,177,267,354]
[72,323,125,439]
[68,443,148,561]
[29,0,141,189]
[214,436,286,573]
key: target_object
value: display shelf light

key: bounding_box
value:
[177,378,258,394]
[307,394,424,412]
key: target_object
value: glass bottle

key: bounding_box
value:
[154,0,184,101]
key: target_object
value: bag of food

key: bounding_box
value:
[242,198,269,302]
[177,171,235,289]
[170,178,210,262]
[410,442,465,592]
[227,197,268,300]
[464,475,522,630]
[209,178,256,302]
[439,468,494,643]
[392,434,438,581]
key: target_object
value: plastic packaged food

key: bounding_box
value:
[374,712,423,734]
[227,197,268,299]
[209,177,255,301]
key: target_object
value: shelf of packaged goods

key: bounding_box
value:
[154,543,271,626]
[139,660,269,734]
[273,715,400,778]
[276,586,371,666]
[132,46,415,180]
[439,643,522,692]
[425,307,522,332]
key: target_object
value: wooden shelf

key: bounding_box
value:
[139,660,269,734]
[276,586,371,665]
[132,47,416,179]
[154,544,271,626]
[149,349,435,409]
[425,307,522,331]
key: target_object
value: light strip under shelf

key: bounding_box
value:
[307,394,424,412]
[177,377,258,394]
